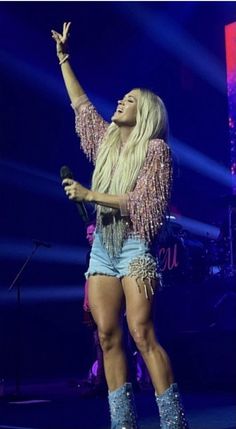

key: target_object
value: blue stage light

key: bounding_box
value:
[0,49,66,101]
[114,4,225,93]
[1,285,84,303]
[171,137,233,187]
[0,238,87,265]
[0,159,62,199]
[172,214,220,239]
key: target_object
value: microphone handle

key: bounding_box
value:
[60,165,89,223]
[76,202,89,223]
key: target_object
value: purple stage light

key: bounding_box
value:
[225,22,236,195]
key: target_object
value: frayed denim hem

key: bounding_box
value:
[85,271,124,280]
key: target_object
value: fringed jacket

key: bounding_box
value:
[72,95,172,256]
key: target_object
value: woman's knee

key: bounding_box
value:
[97,326,122,354]
[129,322,155,353]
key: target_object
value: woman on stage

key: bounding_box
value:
[52,22,189,429]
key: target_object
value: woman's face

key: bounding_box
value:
[112,89,139,127]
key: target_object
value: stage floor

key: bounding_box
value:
[0,379,235,429]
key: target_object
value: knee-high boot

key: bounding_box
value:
[155,383,190,429]
[108,382,139,429]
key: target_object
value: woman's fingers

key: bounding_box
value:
[64,185,73,198]
[62,178,74,187]
[63,179,85,201]
[51,34,59,43]
[51,30,62,42]
[51,30,60,37]
[63,179,75,196]
[65,22,71,34]
[62,21,71,40]
[63,21,71,34]
[51,23,71,45]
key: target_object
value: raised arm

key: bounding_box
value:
[51,22,108,163]
[51,22,85,105]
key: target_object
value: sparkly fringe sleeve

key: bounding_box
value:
[124,139,172,242]
[71,95,109,164]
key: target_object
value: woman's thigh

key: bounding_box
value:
[121,276,156,331]
[88,275,124,331]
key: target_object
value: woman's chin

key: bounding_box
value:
[111,116,121,126]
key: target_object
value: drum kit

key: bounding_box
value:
[156,202,236,288]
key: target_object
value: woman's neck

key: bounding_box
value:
[119,125,134,145]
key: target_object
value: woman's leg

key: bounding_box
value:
[88,275,127,391]
[122,277,189,428]
[93,329,106,388]
[88,275,139,428]
[122,276,173,395]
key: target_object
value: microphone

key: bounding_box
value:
[60,165,89,223]
[32,239,51,248]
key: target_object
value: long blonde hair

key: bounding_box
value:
[92,88,169,199]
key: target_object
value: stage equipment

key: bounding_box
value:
[7,240,50,403]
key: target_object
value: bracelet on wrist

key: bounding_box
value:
[59,54,69,65]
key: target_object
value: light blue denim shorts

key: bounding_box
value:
[85,232,158,282]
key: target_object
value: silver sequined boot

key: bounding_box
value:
[108,382,139,429]
[155,383,190,429]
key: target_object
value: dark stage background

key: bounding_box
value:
[0,2,235,390]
